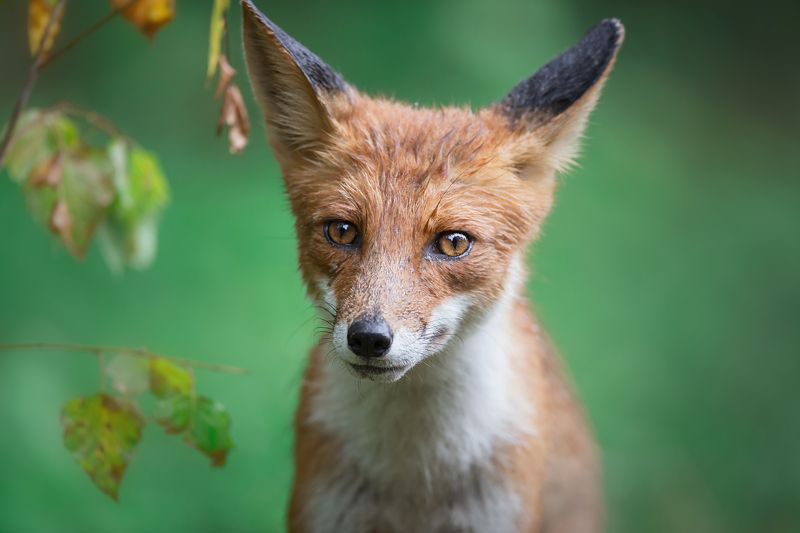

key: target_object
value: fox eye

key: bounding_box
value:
[324,220,359,247]
[433,231,473,259]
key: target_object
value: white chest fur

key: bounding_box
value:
[304,283,536,532]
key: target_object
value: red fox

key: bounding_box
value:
[241,1,623,531]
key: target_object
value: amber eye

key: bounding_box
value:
[324,220,359,247]
[434,231,473,258]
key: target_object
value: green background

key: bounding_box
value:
[1,0,799,531]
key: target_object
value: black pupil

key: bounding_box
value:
[446,233,466,254]
[336,223,350,241]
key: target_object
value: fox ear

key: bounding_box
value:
[241,0,349,161]
[495,19,624,172]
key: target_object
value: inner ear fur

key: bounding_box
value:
[241,0,350,162]
[493,18,624,174]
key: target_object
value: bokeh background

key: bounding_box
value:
[1,0,799,531]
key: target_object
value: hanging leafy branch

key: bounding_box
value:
[0,343,247,500]
[0,0,253,501]
[1,0,249,270]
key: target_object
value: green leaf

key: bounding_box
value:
[5,109,78,181]
[153,393,192,434]
[19,146,114,258]
[57,149,115,256]
[184,396,233,466]
[99,141,169,270]
[149,357,193,398]
[6,109,169,270]
[105,355,149,396]
[207,0,230,80]
[60,394,144,500]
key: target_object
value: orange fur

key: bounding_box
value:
[241,3,622,531]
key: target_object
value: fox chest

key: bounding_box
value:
[302,463,523,533]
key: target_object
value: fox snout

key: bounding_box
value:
[346,315,393,358]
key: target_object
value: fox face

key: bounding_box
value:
[242,1,623,381]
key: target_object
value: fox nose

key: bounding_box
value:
[347,316,393,358]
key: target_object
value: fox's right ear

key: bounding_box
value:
[241,0,350,162]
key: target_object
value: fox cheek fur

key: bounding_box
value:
[242,0,622,530]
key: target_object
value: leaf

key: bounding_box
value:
[54,150,115,257]
[61,394,144,500]
[5,109,78,182]
[105,355,150,396]
[6,108,170,270]
[98,141,169,270]
[5,109,113,258]
[149,357,193,398]
[28,152,63,187]
[111,0,175,38]
[214,54,236,99]
[184,396,233,466]
[216,83,250,154]
[28,0,65,57]
[17,146,113,258]
[153,393,192,434]
[207,0,230,80]
[49,199,73,250]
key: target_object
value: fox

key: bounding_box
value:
[240,1,623,531]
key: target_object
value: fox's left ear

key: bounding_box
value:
[241,0,350,163]
[493,19,624,173]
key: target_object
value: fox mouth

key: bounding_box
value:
[347,362,408,379]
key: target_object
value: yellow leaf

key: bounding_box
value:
[207,0,230,80]
[111,0,175,38]
[28,0,65,57]
[61,394,144,500]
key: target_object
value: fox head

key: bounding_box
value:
[242,0,623,382]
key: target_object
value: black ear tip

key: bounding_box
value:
[591,18,625,51]
[498,17,625,123]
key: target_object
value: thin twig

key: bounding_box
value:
[0,342,250,375]
[98,351,106,392]
[53,102,128,140]
[0,0,66,168]
[39,0,138,69]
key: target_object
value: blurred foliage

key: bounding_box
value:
[57,352,234,500]
[27,0,64,56]
[61,393,145,501]
[5,107,169,270]
[0,0,798,532]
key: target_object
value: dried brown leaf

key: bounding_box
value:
[216,84,250,154]
[214,54,236,99]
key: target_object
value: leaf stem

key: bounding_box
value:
[0,342,250,375]
[0,0,66,168]
[53,102,128,140]
[38,0,139,70]
[98,351,107,392]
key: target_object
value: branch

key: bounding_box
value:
[39,0,139,69]
[0,0,66,168]
[0,0,141,168]
[0,342,250,375]
[54,102,128,140]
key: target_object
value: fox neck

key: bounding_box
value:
[309,255,536,492]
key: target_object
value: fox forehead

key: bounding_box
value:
[285,95,540,246]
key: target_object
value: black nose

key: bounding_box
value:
[347,316,393,358]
